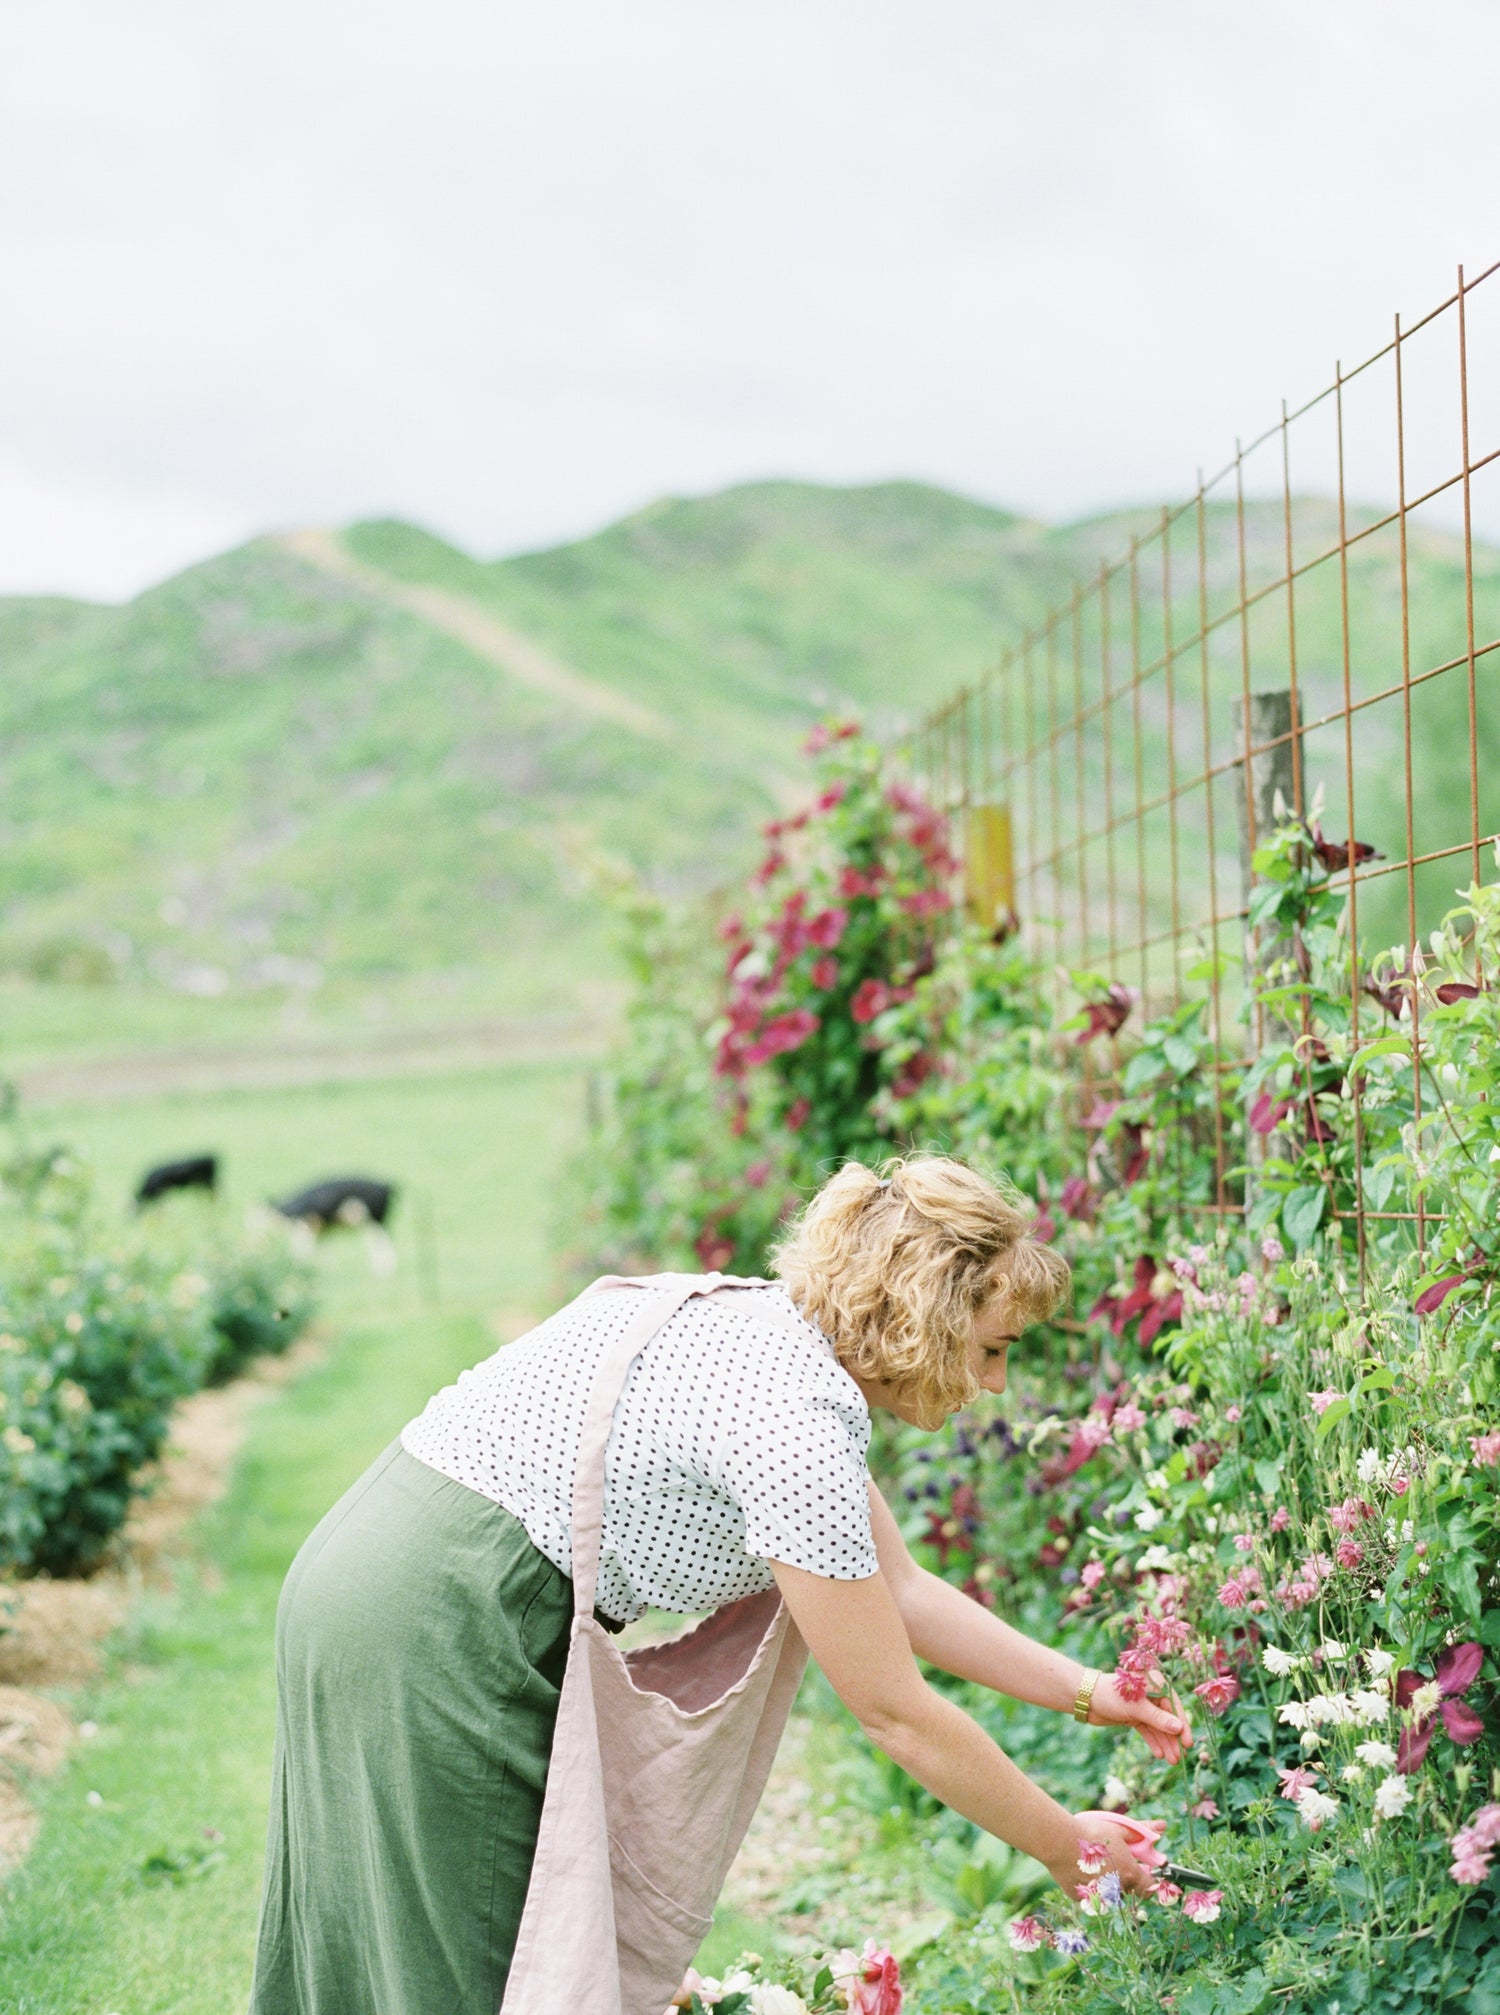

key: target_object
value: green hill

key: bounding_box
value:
[1,479,1494,1064]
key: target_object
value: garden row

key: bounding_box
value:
[0,1133,317,1579]
[578,725,1500,2015]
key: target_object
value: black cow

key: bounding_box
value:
[274,1176,396,1233]
[136,1154,218,1208]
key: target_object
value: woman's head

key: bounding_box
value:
[771,1153,1069,1428]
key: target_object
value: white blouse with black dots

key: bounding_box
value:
[400,1279,878,1624]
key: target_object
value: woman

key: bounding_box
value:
[250,1155,1191,2015]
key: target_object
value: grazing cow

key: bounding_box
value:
[136,1154,218,1208]
[274,1176,396,1233]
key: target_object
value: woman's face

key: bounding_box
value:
[966,1292,1022,1399]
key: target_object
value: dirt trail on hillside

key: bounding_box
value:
[277,527,669,740]
[17,1011,612,1106]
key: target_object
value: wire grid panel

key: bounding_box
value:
[914,262,1500,1236]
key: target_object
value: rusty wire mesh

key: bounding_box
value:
[913,262,1500,1248]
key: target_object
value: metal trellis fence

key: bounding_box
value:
[913,261,1500,1259]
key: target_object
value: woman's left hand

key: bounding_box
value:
[1085,1672,1194,1763]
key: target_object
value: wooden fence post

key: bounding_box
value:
[1234,690,1302,1188]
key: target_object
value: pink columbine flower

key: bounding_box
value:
[1182,1889,1224,1923]
[1262,1234,1286,1263]
[1195,1674,1240,1715]
[1470,1805,1500,1847]
[1309,1390,1343,1416]
[1152,1879,1183,1907]
[1113,1401,1147,1434]
[1277,1765,1321,1801]
[1080,1561,1106,1590]
[1191,1799,1221,1819]
[1076,1838,1113,1874]
[1006,1915,1047,1953]
[1452,1847,1493,1885]
[1224,1404,1243,1424]
[1232,1532,1256,1553]
[1077,1416,1112,1452]
[1270,1507,1291,1533]
[1470,1432,1500,1467]
[1335,1539,1363,1571]
[1218,1577,1249,1610]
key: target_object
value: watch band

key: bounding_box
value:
[1072,1667,1102,1724]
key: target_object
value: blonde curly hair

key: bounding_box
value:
[771,1153,1069,1427]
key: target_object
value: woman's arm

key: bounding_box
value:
[866,1480,1192,1763]
[768,1555,1148,1897]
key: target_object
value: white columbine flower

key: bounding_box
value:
[1355,1740,1398,1770]
[1301,1729,1323,1753]
[1296,1787,1340,1832]
[1341,1764,1366,1782]
[1373,1775,1413,1820]
[1319,1640,1348,1661]
[1351,1690,1391,1726]
[1103,1775,1131,1807]
[1307,1692,1355,1727]
[1134,1506,1164,1533]
[722,1973,756,1997]
[1137,1544,1175,1571]
[1263,1647,1300,1678]
[1278,1701,1311,1729]
[1146,1469,1170,1492]
[1356,1448,1383,1485]
[1363,1648,1396,1682]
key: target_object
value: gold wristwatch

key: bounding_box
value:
[1072,1667,1101,1724]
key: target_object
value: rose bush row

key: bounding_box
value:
[0,1142,317,1576]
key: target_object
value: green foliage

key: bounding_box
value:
[0,1142,317,1575]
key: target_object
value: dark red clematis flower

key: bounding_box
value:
[1435,981,1482,1004]
[694,1223,737,1271]
[1032,1209,1058,1243]
[1363,973,1409,1020]
[1117,1119,1150,1185]
[1309,823,1384,873]
[1250,1091,1294,1135]
[1414,1261,1485,1316]
[1076,983,1133,1043]
[1139,1288,1184,1347]
[1059,1176,1096,1223]
[784,1096,811,1132]
[1396,1642,1486,1772]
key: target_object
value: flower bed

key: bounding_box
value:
[0,1142,317,1576]
[582,727,1500,2012]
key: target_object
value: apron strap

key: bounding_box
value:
[569,1273,746,1617]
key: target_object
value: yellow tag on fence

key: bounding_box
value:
[964,804,1015,933]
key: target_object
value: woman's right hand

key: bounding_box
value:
[1045,1812,1155,1899]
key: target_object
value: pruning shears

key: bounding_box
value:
[1075,1809,1215,1888]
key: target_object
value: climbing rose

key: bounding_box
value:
[844,1942,902,2015]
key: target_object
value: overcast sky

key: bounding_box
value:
[3,0,1498,601]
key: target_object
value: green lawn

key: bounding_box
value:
[0,1059,617,2013]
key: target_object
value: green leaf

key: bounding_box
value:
[1362,1160,1397,1210]
[1357,1369,1395,1396]
[1352,1034,1416,1068]
[1282,1183,1327,1249]
[1254,1458,1283,1499]
[812,1968,834,1999]
[1122,1048,1166,1092]
[1162,1034,1200,1075]
[1315,1397,1352,1441]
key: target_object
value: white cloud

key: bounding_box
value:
[2,0,1497,597]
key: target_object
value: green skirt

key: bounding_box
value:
[249,1443,575,2015]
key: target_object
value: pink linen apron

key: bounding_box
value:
[500,1273,811,2015]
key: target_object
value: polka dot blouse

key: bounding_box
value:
[400,1277,878,1623]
